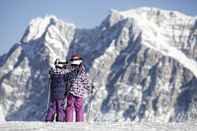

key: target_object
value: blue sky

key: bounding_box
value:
[0,0,197,55]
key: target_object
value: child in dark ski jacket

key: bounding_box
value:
[46,59,67,122]
[65,54,90,122]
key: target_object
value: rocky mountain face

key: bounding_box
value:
[0,7,197,122]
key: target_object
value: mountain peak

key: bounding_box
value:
[112,7,193,20]
[21,15,75,43]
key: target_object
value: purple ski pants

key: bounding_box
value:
[65,94,84,122]
[46,99,65,122]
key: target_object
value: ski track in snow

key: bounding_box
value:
[0,122,197,131]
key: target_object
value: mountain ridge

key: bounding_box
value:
[0,7,197,122]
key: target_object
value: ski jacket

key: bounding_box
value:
[49,67,67,100]
[65,64,90,97]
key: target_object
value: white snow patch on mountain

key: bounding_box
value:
[116,7,197,78]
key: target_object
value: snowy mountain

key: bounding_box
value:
[0,7,197,122]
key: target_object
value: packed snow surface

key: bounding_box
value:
[0,122,197,131]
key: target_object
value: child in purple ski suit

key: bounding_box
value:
[65,54,90,122]
[46,59,67,122]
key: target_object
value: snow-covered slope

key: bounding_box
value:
[0,122,197,131]
[117,7,197,77]
[0,7,197,122]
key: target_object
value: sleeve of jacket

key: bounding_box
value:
[48,68,52,79]
[64,72,71,96]
[81,71,91,92]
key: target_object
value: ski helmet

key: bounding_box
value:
[70,54,83,65]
